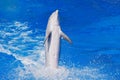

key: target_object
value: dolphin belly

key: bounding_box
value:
[47,31,60,68]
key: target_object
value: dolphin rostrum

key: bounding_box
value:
[44,10,72,69]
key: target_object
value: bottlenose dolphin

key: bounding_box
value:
[44,10,72,69]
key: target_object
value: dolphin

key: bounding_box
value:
[44,10,72,69]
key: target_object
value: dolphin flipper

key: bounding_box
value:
[60,31,72,43]
[44,31,51,45]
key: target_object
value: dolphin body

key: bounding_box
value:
[44,10,72,69]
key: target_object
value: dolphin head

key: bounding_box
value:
[51,10,58,19]
[48,10,59,26]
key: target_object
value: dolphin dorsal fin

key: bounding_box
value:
[60,31,72,43]
[44,31,51,45]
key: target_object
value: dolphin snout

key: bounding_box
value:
[55,10,59,14]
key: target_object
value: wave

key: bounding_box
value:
[0,21,109,80]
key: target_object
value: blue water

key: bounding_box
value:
[0,0,120,80]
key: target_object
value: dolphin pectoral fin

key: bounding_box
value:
[60,31,72,44]
[44,31,51,45]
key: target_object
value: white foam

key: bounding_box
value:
[0,44,12,55]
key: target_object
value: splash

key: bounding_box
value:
[0,21,108,80]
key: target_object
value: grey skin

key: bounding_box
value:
[44,10,72,69]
